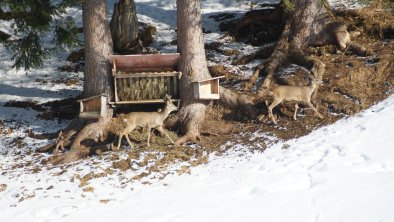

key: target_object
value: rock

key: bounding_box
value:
[0,184,7,192]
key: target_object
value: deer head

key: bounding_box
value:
[164,94,178,112]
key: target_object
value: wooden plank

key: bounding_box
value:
[193,82,199,99]
[199,81,212,96]
[198,94,220,100]
[111,99,181,105]
[147,77,152,100]
[192,80,221,100]
[136,77,141,101]
[138,77,146,100]
[80,97,104,115]
[161,76,165,98]
[80,112,101,119]
[195,76,225,83]
[115,72,179,78]
[122,77,128,101]
[173,76,177,98]
[117,77,123,101]
[108,53,180,70]
[114,77,119,102]
[77,94,106,102]
[129,77,135,100]
[112,59,117,76]
[118,67,176,73]
[166,76,171,95]
[211,79,218,94]
[80,101,84,113]
[152,77,158,99]
[100,96,107,117]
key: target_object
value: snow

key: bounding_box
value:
[1,95,393,221]
[1,0,393,221]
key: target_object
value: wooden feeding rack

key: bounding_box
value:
[109,53,182,104]
[78,95,108,119]
[193,76,225,100]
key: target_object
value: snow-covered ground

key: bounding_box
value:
[1,96,393,222]
[1,0,392,221]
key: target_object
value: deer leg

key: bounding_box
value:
[268,99,282,124]
[157,126,174,144]
[265,100,269,107]
[116,134,124,150]
[294,103,299,120]
[125,134,133,149]
[307,101,324,119]
[258,100,270,121]
[146,126,152,147]
[120,125,136,150]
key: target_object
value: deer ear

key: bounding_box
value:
[164,94,171,101]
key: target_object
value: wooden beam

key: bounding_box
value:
[110,99,180,105]
[108,53,180,70]
[114,71,180,78]
[80,112,102,119]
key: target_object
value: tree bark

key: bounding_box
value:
[83,0,113,98]
[175,0,212,145]
[110,0,141,54]
[46,0,114,165]
[250,0,358,93]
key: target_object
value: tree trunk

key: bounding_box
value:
[46,0,114,165]
[83,0,113,98]
[250,0,361,93]
[175,0,212,145]
[110,0,141,54]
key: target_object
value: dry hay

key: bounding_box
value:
[336,8,394,39]
[115,71,178,102]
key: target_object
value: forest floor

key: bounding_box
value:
[0,0,394,221]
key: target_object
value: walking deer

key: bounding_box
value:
[112,94,178,149]
[258,76,324,124]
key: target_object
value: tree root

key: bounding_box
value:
[173,103,206,146]
[40,115,117,165]
[243,63,265,91]
[200,120,241,136]
[346,42,371,57]
[45,145,90,165]
[232,43,275,65]
[174,133,201,146]
[27,131,58,140]
[36,118,85,153]
[219,86,257,119]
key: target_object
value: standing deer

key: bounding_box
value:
[112,94,178,149]
[258,76,324,124]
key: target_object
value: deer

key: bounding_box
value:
[112,94,178,150]
[258,76,324,124]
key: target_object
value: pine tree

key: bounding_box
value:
[0,0,80,70]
